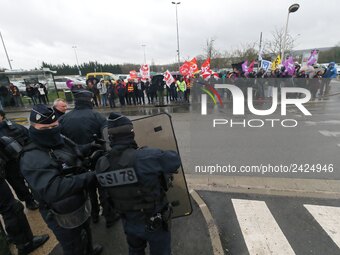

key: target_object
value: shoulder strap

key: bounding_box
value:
[105,148,136,169]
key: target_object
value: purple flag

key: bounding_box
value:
[307,49,318,66]
[241,60,248,73]
[285,56,295,76]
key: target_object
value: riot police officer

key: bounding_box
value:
[0,110,39,210]
[95,113,181,255]
[20,105,103,255]
[1,158,49,254]
[59,88,118,227]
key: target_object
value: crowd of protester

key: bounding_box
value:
[84,76,192,108]
[218,62,338,100]
[0,62,337,110]
[0,82,48,110]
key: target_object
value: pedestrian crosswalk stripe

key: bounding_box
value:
[304,204,340,249]
[232,199,295,255]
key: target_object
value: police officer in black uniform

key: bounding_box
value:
[20,105,103,255]
[0,110,39,210]
[59,88,118,227]
[95,113,181,255]
[0,133,49,254]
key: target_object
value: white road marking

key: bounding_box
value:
[190,190,224,255]
[232,199,295,255]
[304,204,340,249]
[306,120,340,126]
[318,130,340,137]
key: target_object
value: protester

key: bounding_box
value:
[53,98,68,119]
[9,83,24,107]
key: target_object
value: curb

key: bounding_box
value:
[190,189,224,255]
[186,174,340,199]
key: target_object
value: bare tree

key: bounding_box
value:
[204,38,219,59]
[264,27,296,57]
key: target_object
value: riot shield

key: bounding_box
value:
[102,113,192,218]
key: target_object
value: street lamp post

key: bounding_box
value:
[172,2,181,69]
[72,45,82,76]
[0,32,13,70]
[281,3,300,61]
[141,44,147,64]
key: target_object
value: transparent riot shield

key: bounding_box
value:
[102,113,192,218]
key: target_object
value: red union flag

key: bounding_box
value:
[201,71,212,80]
[248,60,255,73]
[188,57,199,76]
[179,61,190,76]
[200,58,213,80]
[163,70,175,87]
[212,71,220,80]
[140,64,150,81]
[129,70,138,79]
[201,58,211,74]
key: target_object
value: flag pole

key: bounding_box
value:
[258,32,262,72]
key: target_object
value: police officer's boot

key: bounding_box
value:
[17,234,49,255]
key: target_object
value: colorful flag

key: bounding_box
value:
[163,70,175,87]
[139,64,150,82]
[261,60,272,71]
[200,58,212,80]
[179,61,190,76]
[188,57,199,76]
[242,60,248,73]
[201,58,211,74]
[248,60,255,73]
[212,72,220,80]
[271,55,281,70]
[307,49,318,66]
[201,71,212,80]
[284,56,295,76]
[129,70,138,79]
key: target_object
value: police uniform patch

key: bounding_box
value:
[96,167,138,187]
[36,114,41,121]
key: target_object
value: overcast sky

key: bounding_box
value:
[0,0,339,70]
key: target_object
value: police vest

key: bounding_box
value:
[0,120,28,147]
[96,148,166,213]
[22,137,90,228]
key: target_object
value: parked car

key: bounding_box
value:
[116,74,130,83]
[86,72,118,85]
[66,76,86,86]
